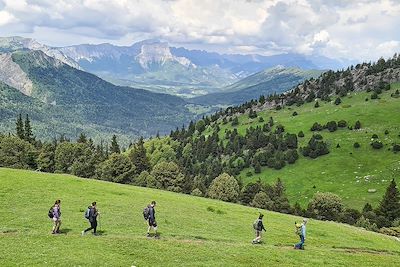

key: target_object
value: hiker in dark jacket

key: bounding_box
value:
[82,202,99,236]
[51,199,61,234]
[252,214,266,244]
[147,201,159,238]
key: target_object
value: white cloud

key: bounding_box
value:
[0,0,398,62]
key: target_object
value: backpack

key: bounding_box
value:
[143,206,150,220]
[253,219,260,230]
[295,223,302,235]
[48,207,54,219]
[84,207,91,219]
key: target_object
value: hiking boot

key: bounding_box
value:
[146,233,151,238]
[154,234,160,239]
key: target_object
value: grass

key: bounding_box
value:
[210,84,400,209]
[1,168,400,266]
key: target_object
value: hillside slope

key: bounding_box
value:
[213,84,400,208]
[0,168,399,266]
[0,50,193,142]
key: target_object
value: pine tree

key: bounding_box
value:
[77,133,87,143]
[129,137,150,174]
[377,179,400,222]
[110,135,120,154]
[24,114,34,143]
[16,114,24,140]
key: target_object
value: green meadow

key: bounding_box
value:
[211,84,400,209]
[1,168,399,266]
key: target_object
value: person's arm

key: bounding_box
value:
[262,221,266,231]
[302,225,306,239]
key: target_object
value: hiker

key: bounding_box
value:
[49,199,61,234]
[82,202,99,236]
[294,218,308,250]
[145,201,159,238]
[252,213,266,244]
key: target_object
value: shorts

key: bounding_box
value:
[255,230,262,237]
[148,221,157,228]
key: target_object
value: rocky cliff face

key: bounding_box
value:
[0,53,33,96]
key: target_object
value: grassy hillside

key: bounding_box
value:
[1,168,399,266]
[211,83,400,209]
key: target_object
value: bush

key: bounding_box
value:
[311,122,323,131]
[258,117,264,123]
[393,144,400,153]
[208,173,240,202]
[355,216,379,231]
[384,130,389,135]
[371,134,378,139]
[191,188,203,197]
[326,121,338,132]
[251,191,274,210]
[292,111,298,116]
[339,208,361,225]
[314,101,320,108]
[370,140,383,149]
[371,92,378,99]
[353,142,361,148]
[334,97,342,105]
[378,227,400,237]
[298,131,305,138]
[337,120,347,128]
[309,192,344,221]
[354,120,362,130]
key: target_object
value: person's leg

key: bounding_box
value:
[84,221,95,233]
[256,231,262,243]
[52,218,57,233]
[93,220,97,234]
[300,235,305,249]
[154,226,159,238]
[56,220,61,233]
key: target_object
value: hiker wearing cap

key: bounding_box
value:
[49,199,61,234]
[294,218,308,250]
[82,202,100,236]
[252,214,266,244]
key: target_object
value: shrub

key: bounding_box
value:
[298,131,305,138]
[354,120,362,130]
[191,188,203,197]
[337,120,347,128]
[371,92,378,99]
[314,101,320,108]
[384,130,389,135]
[311,122,323,131]
[258,117,264,123]
[371,134,378,139]
[309,192,344,221]
[393,144,400,153]
[355,216,379,231]
[251,191,274,210]
[208,173,240,202]
[370,140,383,149]
[292,111,298,116]
[353,142,361,148]
[326,121,338,132]
[334,97,342,105]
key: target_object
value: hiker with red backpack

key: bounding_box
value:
[48,199,61,234]
[252,213,266,244]
[294,218,308,250]
[82,202,100,236]
[144,201,159,239]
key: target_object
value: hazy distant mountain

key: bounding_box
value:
[0,49,193,142]
[190,66,324,106]
[0,36,350,98]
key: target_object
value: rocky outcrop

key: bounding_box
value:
[0,53,33,96]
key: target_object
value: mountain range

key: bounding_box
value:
[0,49,192,143]
[0,36,348,97]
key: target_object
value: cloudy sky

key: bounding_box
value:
[0,0,399,61]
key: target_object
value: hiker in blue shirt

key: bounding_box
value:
[49,199,61,234]
[294,218,308,249]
